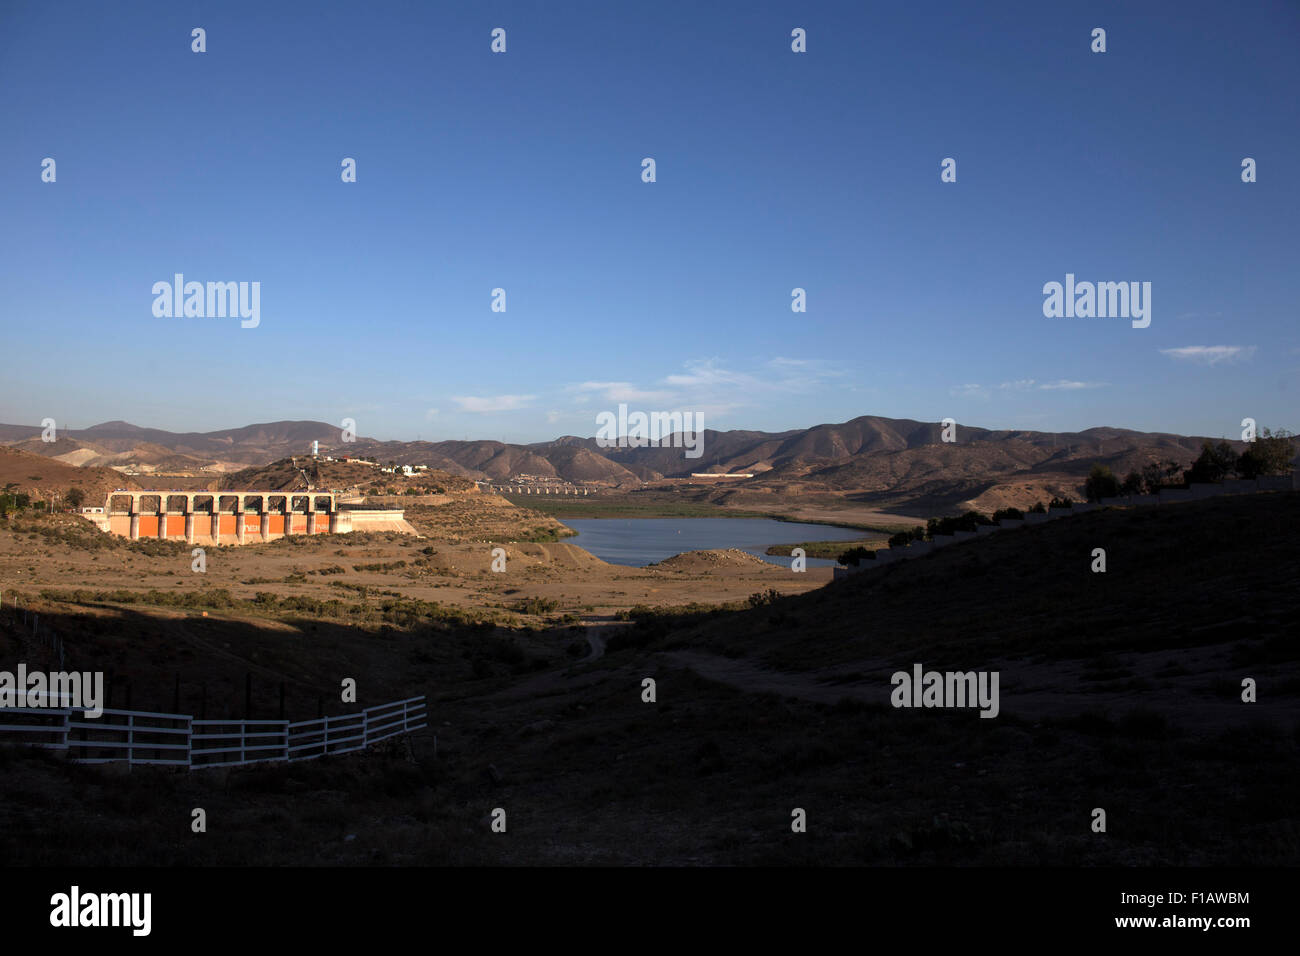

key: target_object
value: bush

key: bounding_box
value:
[1237,427,1295,478]
[924,511,991,538]
[1185,440,1238,484]
[1048,495,1073,510]
[1028,501,1046,514]
[509,596,558,615]
[992,507,1023,522]
[886,525,925,547]
[837,546,876,566]
[1084,464,1120,502]
[1140,461,1185,494]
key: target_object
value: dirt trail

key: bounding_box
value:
[661,650,876,705]
[659,648,1295,731]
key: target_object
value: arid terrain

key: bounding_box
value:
[0,415,1241,515]
[2,472,1296,866]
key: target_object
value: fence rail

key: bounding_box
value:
[0,693,426,770]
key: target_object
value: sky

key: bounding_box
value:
[1,0,1297,444]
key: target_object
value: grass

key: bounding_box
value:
[764,538,888,558]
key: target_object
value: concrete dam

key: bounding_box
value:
[85,491,416,545]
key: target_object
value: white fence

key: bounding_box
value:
[0,693,427,770]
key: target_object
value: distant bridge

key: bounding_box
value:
[478,483,588,496]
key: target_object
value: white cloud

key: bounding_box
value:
[1159,345,1256,365]
[450,394,536,413]
[566,380,676,403]
[1039,380,1106,390]
[424,408,440,420]
[954,379,1107,397]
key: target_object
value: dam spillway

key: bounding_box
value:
[86,491,414,545]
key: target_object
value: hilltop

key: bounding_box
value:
[0,445,141,501]
[3,414,1276,514]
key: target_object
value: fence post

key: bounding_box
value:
[127,713,135,768]
[239,722,245,764]
[186,715,193,769]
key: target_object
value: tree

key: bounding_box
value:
[65,487,86,509]
[1185,440,1238,484]
[1084,464,1120,502]
[838,546,876,566]
[1119,470,1143,496]
[1140,461,1183,495]
[1238,427,1295,478]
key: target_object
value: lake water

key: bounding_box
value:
[560,517,865,568]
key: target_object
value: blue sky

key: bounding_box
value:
[1,0,1297,443]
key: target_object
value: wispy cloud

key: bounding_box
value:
[1039,379,1106,390]
[450,394,536,413]
[560,357,848,426]
[1159,345,1256,365]
[954,379,1107,397]
[566,381,676,404]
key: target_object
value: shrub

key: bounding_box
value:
[1185,441,1238,484]
[1084,464,1120,501]
[924,511,992,538]
[510,596,558,615]
[1237,427,1295,478]
[837,546,876,566]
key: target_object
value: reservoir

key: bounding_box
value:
[559,517,865,568]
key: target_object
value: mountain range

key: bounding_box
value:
[0,415,1245,511]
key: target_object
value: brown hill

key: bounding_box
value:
[0,445,141,501]
[5,415,1287,515]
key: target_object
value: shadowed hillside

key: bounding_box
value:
[1,492,1295,865]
